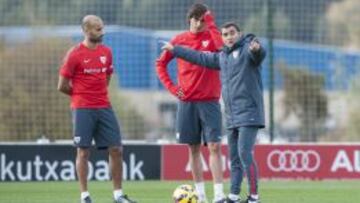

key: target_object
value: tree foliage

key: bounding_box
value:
[278,62,328,142]
[0,38,149,141]
[109,79,150,140]
[0,38,73,140]
[325,0,360,48]
[0,0,340,43]
[346,75,360,141]
[243,4,291,40]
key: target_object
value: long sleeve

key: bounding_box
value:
[155,49,179,96]
[204,12,223,50]
[173,46,220,69]
[248,44,266,66]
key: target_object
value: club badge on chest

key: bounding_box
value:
[232,50,239,58]
[100,56,107,64]
[202,40,209,48]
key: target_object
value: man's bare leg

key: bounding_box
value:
[109,146,123,201]
[208,142,225,201]
[189,144,207,202]
[76,148,91,201]
[109,146,123,190]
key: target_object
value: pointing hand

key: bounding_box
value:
[249,39,261,52]
[159,40,174,51]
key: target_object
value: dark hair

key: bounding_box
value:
[187,3,208,21]
[221,22,241,32]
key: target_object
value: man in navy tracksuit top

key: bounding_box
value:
[161,22,266,203]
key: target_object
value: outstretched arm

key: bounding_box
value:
[161,41,220,69]
[248,39,266,65]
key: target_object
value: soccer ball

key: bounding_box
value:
[172,184,199,203]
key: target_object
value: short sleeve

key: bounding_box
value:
[59,48,77,79]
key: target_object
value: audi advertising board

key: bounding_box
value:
[162,144,360,180]
[257,144,360,179]
[0,144,161,181]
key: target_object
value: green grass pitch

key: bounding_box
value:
[0,180,359,203]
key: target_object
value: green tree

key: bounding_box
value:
[0,38,73,140]
[0,37,150,141]
[325,0,360,48]
[346,75,360,141]
[109,78,150,140]
[278,62,328,142]
[243,5,291,40]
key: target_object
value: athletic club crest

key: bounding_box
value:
[232,50,239,58]
[100,56,107,64]
[202,40,209,48]
[74,136,81,144]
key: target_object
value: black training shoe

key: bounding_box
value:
[80,196,92,203]
[245,196,259,203]
[114,194,137,203]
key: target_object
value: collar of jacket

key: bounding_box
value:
[222,33,256,54]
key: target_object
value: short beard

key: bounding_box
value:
[89,35,103,43]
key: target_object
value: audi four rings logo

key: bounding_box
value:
[267,150,321,172]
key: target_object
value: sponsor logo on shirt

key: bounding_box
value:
[83,67,107,74]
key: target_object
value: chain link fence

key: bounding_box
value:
[0,0,359,142]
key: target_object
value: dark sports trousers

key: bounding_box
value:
[72,108,122,149]
[228,126,259,195]
[176,100,222,145]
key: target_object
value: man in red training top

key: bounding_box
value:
[156,4,225,203]
[57,15,136,203]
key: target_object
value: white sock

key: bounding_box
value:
[228,193,240,201]
[113,189,123,200]
[250,194,259,199]
[81,191,90,200]
[195,182,207,201]
[213,183,225,200]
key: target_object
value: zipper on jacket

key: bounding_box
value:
[224,54,234,127]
